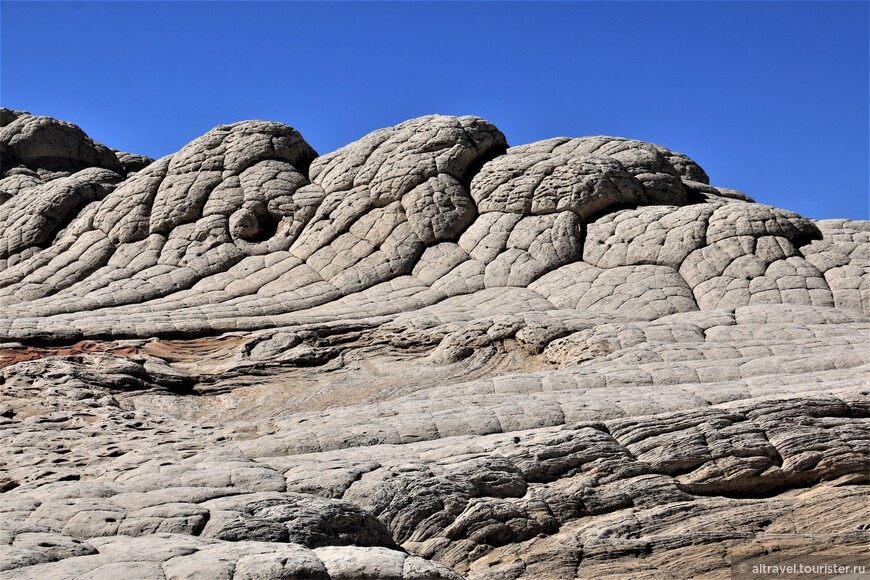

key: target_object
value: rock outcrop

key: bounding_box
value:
[1,109,867,579]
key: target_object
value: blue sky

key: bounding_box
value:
[1,1,867,220]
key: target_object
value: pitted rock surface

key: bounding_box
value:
[1,109,867,579]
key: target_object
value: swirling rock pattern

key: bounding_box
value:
[1,109,867,579]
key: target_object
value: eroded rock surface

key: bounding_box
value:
[1,109,867,579]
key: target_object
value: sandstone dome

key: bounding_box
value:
[1,109,867,579]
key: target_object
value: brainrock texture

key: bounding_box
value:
[1,109,868,579]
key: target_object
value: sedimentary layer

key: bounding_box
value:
[1,109,867,579]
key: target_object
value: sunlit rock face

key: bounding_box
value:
[1,109,867,580]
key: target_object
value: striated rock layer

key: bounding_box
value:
[1,109,868,579]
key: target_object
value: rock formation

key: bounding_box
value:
[1,108,867,579]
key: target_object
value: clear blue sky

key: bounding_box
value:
[2,1,867,220]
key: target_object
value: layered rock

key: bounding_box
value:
[1,109,867,579]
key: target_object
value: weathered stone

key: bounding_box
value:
[0,110,867,580]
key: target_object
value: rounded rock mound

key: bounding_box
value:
[0,112,865,343]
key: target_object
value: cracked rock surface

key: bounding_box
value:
[1,109,868,579]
